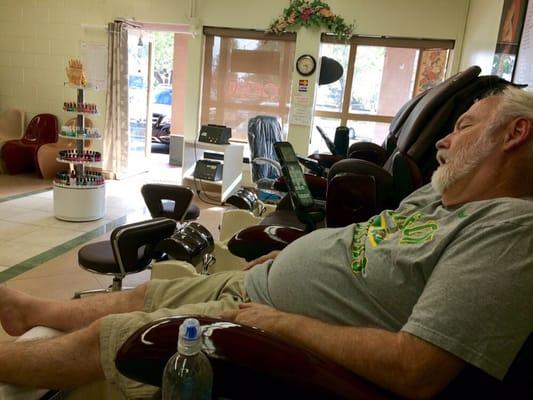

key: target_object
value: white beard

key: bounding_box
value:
[431,131,496,195]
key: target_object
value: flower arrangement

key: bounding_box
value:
[268,0,354,41]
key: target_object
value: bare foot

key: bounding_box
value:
[0,286,37,336]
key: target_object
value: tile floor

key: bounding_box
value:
[0,154,225,343]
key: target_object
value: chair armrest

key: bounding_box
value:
[227,224,306,261]
[115,315,394,400]
[347,142,388,166]
[274,174,328,202]
[308,153,343,169]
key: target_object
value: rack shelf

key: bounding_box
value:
[59,133,102,141]
[53,76,105,221]
[56,158,102,165]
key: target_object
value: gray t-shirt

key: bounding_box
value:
[244,184,533,380]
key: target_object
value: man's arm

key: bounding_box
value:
[242,250,280,271]
[221,303,465,399]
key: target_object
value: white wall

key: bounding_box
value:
[0,0,492,153]
[459,0,504,74]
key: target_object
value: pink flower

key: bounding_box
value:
[300,7,314,21]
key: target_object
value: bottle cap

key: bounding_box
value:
[179,318,200,341]
[178,318,202,355]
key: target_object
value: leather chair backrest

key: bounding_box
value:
[390,152,423,205]
[347,66,481,164]
[379,67,514,185]
[394,66,481,153]
[111,217,176,275]
[141,184,194,222]
[404,75,513,181]
[22,113,58,144]
[248,115,283,182]
[383,89,428,155]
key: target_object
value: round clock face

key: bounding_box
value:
[296,54,317,76]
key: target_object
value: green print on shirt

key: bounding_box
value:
[351,221,370,273]
[351,211,439,273]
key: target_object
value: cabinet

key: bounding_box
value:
[181,140,243,203]
[53,84,105,221]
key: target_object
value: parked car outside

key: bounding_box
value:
[152,86,173,148]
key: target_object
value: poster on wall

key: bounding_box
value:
[413,49,449,96]
[80,41,108,90]
[514,0,533,90]
[491,0,529,80]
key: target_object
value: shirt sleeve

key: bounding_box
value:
[401,221,533,380]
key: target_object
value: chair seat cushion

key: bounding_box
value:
[78,241,147,275]
[78,241,117,274]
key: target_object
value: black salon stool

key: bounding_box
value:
[141,183,200,222]
[74,218,177,298]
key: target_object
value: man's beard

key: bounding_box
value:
[431,130,497,195]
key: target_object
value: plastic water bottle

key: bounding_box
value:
[162,318,213,400]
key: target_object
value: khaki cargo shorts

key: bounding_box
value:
[99,270,249,399]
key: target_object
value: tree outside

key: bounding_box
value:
[153,31,175,86]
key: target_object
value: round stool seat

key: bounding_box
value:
[78,241,146,275]
[78,241,117,274]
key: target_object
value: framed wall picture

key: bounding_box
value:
[491,0,529,80]
[514,0,533,89]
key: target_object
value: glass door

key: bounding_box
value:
[127,30,152,175]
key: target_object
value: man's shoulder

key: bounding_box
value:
[463,196,533,228]
[400,184,440,207]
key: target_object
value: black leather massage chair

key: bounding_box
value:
[226,66,516,261]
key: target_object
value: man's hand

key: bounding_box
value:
[220,303,285,332]
[242,250,280,271]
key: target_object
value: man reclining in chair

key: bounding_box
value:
[0,87,531,399]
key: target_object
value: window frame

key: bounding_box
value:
[316,34,455,127]
[201,27,296,143]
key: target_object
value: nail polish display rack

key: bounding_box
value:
[53,84,106,221]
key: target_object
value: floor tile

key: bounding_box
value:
[0,209,57,226]
[0,241,54,266]
[6,196,54,212]
[12,226,84,247]
[0,220,42,239]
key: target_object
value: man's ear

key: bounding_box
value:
[503,118,532,151]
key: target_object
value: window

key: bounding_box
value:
[312,36,453,153]
[201,28,296,142]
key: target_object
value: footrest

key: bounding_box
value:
[156,222,214,266]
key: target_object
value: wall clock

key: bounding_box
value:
[296,54,317,76]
